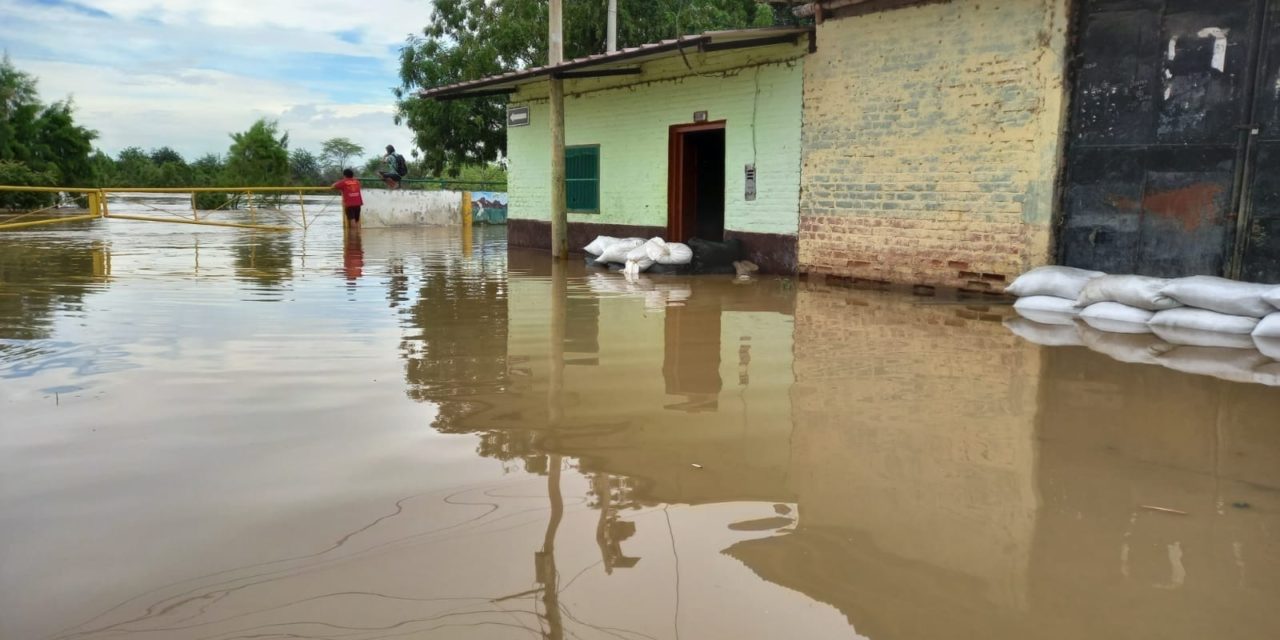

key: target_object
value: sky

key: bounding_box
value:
[1,0,435,162]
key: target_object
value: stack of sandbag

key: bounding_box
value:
[1004,266,1103,325]
[583,235,693,274]
[1004,267,1280,386]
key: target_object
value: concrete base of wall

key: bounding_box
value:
[507,219,798,275]
[360,190,461,227]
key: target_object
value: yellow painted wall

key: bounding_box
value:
[800,0,1071,289]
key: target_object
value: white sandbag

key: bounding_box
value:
[1255,362,1280,387]
[1005,266,1103,299]
[1151,325,1257,350]
[596,238,645,264]
[1003,316,1083,347]
[1013,296,1077,326]
[1075,275,1181,311]
[1159,275,1276,318]
[1254,336,1280,360]
[1252,312,1280,339]
[583,235,620,256]
[659,242,693,265]
[1149,307,1259,334]
[1263,286,1280,310]
[625,243,653,263]
[642,237,668,261]
[1155,346,1270,384]
[1013,295,1078,320]
[1079,302,1155,334]
[1078,325,1171,365]
[623,256,654,277]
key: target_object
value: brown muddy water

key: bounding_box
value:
[2,222,1279,640]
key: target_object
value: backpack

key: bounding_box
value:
[394,154,408,176]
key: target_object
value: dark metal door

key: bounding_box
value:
[1241,2,1280,280]
[1060,0,1268,278]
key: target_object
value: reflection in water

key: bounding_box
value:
[2,225,1279,639]
[342,231,363,282]
[232,232,294,288]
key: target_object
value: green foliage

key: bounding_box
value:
[395,0,781,175]
[320,137,364,174]
[289,149,324,185]
[225,119,289,187]
[0,159,56,210]
[0,55,97,188]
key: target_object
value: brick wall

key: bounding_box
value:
[799,0,1071,290]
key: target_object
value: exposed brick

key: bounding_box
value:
[798,0,1071,289]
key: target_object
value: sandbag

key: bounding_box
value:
[1075,275,1180,311]
[596,238,645,264]
[625,243,652,263]
[1252,312,1280,339]
[623,257,654,277]
[1155,346,1270,384]
[1004,266,1103,299]
[1264,286,1280,310]
[1003,316,1083,347]
[583,235,620,256]
[659,242,692,265]
[1078,325,1171,365]
[1078,302,1155,334]
[1150,325,1257,350]
[1255,362,1280,387]
[643,237,668,261]
[1149,307,1259,334]
[1159,275,1276,318]
[1254,336,1280,360]
[1014,295,1078,315]
[688,237,743,274]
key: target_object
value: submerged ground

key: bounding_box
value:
[2,221,1278,639]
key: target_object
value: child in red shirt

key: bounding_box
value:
[331,168,363,228]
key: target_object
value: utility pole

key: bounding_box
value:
[549,0,568,259]
[607,0,618,53]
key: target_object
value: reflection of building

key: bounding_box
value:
[721,284,1043,638]
[398,242,1280,639]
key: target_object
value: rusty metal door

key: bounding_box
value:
[1240,2,1280,280]
[1060,0,1272,279]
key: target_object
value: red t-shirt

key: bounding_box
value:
[332,178,363,207]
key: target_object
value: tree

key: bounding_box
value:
[149,146,184,166]
[225,119,289,186]
[395,0,777,176]
[289,148,323,185]
[0,56,96,187]
[320,137,364,173]
[114,146,159,186]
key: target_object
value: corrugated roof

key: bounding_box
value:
[418,27,811,100]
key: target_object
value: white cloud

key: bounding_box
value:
[20,59,415,161]
[2,0,434,160]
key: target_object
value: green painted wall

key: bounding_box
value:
[507,46,804,237]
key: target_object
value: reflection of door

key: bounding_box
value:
[1059,0,1280,280]
[668,122,726,242]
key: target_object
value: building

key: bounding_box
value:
[793,0,1280,287]
[794,0,1072,290]
[422,28,810,274]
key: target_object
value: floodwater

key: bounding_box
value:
[2,219,1279,640]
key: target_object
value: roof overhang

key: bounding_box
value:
[419,27,812,101]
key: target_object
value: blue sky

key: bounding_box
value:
[1,0,435,161]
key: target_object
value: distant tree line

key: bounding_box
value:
[1,56,506,210]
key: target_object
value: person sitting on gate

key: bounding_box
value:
[379,145,408,190]
[331,168,363,229]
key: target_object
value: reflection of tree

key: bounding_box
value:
[400,255,511,420]
[0,237,110,342]
[232,233,294,287]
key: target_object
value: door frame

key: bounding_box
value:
[667,120,727,242]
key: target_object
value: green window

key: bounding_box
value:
[565,145,600,213]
